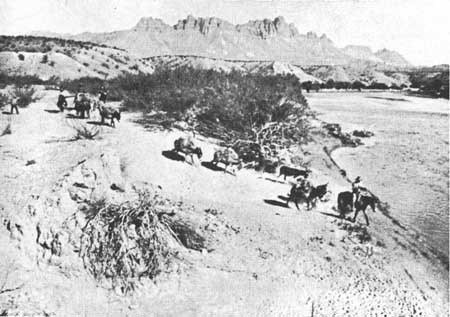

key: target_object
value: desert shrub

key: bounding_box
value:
[368,82,389,90]
[101,62,109,69]
[351,81,366,90]
[0,119,12,136]
[0,74,44,88]
[79,190,203,293]
[59,67,313,155]
[409,67,449,98]
[11,86,39,107]
[49,61,55,67]
[41,54,48,63]
[67,120,101,140]
[83,62,89,67]
[0,93,10,109]
[129,64,139,71]
[17,53,25,61]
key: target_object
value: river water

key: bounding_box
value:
[307,92,449,257]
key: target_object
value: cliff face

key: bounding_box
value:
[30,15,412,67]
[236,16,299,39]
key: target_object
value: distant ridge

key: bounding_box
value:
[30,15,412,67]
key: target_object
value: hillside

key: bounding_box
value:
[31,15,411,67]
[304,63,412,88]
[148,55,411,88]
[1,36,447,96]
[0,36,153,80]
[342,45,384,64]
[148,55,322,83]
[375,48,412,67]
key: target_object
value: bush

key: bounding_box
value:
[0,93,10,109]
[67,120,101,140]
[101,62,109,69]
[0,74,45,88]
[83,62,89,67]
[79,190,202,293]
[1,120,12,136]
[41,54,48,63]
[368,82,389,90]
[17,53,24,61]
[59,67,313,157]
[11,86,39,107]
[351,81,366,91]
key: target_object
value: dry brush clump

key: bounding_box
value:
[10,86,39,108]
[0,117,12,137]
[66,120,101,140]
[79,190,205,294]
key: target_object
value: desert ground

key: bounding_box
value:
[0,87,448,316]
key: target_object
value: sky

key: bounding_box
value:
[0,0,449,66]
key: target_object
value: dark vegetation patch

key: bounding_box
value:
[338,222,372,243]
[56,67,313,164]
[402,66,449,99]
[0,35,125,53]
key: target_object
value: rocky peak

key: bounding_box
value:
[174,15,233,35]
[237,16,299,39]
[133,17,171,32]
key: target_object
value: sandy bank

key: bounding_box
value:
[0,88,447,316]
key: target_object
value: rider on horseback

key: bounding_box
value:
[352,176,363,210]
[297,173,312,195]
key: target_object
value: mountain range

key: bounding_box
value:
[31,15,412,67]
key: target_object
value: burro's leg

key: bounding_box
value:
[363,208,370,226]
[294,196,300,210]
[352,208,359,223]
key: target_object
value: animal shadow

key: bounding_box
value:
[2,111,13,115]
[264,177,285,184]
[162,150,185,162]
[201,161,224,172]
[263,199,289,208]
[277,195,290,201]
[66,114,83,119]
[86,121,107,126]
[320,211,352,221]
[44,109,61,114]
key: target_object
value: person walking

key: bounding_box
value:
[10,98,19,114]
